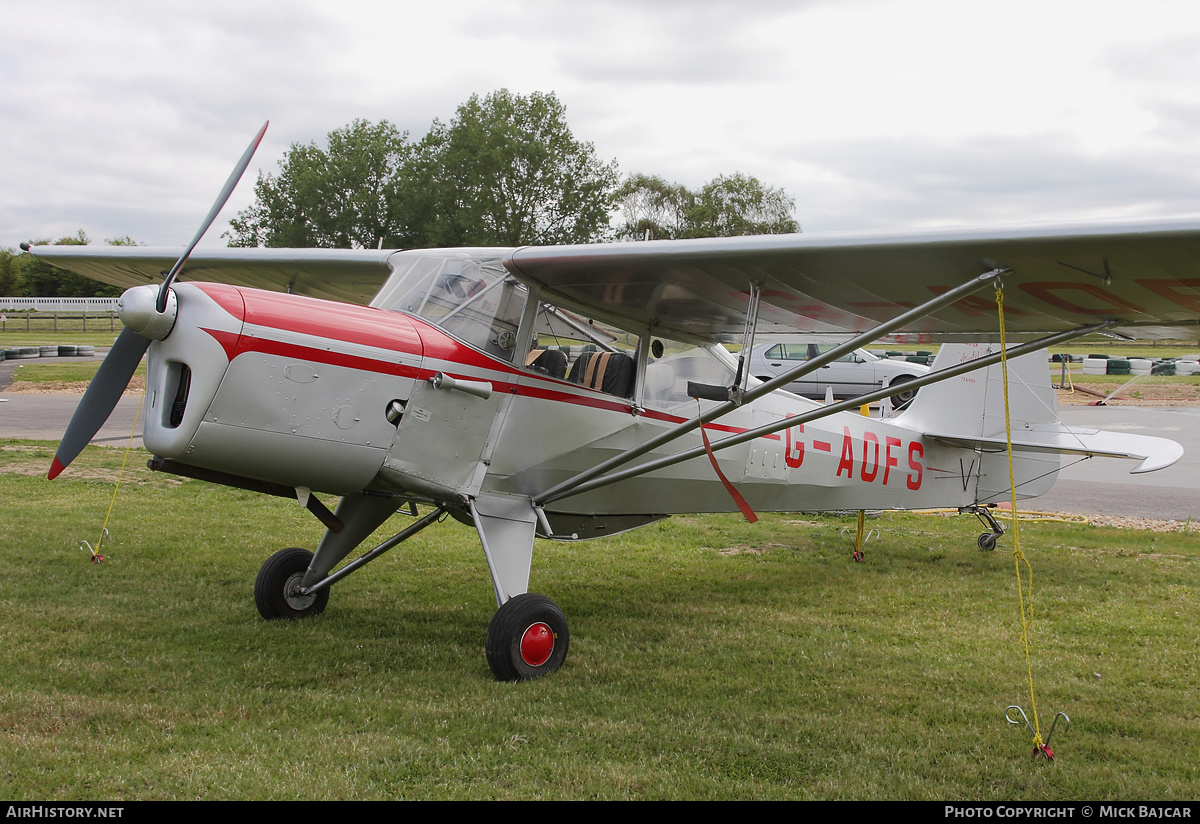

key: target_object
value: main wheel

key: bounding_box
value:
[888,374,919,410]
[486,593,569,681]
[254,547,329,620]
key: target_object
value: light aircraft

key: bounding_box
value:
[26,125,1198,680]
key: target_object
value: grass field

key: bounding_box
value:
[1,322,123,347]
[1,440,1197,800]
[5,360,146,387]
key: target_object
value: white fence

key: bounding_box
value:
[0,297,119,312]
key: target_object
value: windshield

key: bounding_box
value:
[372,250,528,361]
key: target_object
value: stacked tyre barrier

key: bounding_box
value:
[2,344,95,362]
[1082,355,1109,375]
[1107,358,1132,376]
[867,350,1200,376]
[1078,352,1198,377]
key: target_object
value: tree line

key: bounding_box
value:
[227,89,798,249]
[1,232,130,298]
[7,89,799,296]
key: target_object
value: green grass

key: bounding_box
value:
[1066,372,1200,386]
[6,360,145,384]
[1,322,123,347]
[1,440,1197,799]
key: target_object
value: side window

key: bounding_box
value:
[522,302,638,398]
[813,343,858,363]
[644,343,739,413]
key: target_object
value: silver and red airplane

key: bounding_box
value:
[26,125,1197,679]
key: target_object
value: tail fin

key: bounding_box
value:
[899,344,1182,503]
[901,343,1060,438]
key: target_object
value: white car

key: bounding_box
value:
[747,342,929,408]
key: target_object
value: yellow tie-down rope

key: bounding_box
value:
[851,404,872,562]
[995,287,1057,760]
[82,389,144,563]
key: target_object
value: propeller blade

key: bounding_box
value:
[48,327,150,479]
[156,120,269,312]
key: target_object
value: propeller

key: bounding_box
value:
[48,121,269,480]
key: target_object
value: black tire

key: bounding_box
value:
[254,547,328,620]
[888,374,919,410]
[978,532,998,551]
[485,593,569,681]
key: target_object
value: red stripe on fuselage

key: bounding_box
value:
[194,283,247,321]
[206,330,424,380]
[203,328,241,362]
[198,283,425,356]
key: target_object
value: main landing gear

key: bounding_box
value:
[252,495,570,682]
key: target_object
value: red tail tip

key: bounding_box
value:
[48,457,65,480]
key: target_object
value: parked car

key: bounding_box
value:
[747,342,930,408]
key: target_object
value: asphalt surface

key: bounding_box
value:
[2,358,1197,520]
[1021,405,1200,521]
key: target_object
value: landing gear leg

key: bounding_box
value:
[254,499,442,622]
[470,493,572,680]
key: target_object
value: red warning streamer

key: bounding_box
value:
[696,399,758,523]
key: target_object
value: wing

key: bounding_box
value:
[504,215,1200,342]
[23,245,398,305]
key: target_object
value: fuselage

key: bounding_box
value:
[142,279,1049,526]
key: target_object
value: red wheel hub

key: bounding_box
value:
[520,622,554,667]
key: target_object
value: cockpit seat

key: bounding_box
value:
[526,348,568,379]
[568,350,635,398]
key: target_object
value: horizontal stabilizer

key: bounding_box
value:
[927,426,1183,474]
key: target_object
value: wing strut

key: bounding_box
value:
[535,268,1006,507]
[688,282,764,402]
[732,282,762,401]
[538,320,1113,505]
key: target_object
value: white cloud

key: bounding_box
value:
[4,0,1200,249]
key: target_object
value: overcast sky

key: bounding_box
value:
[4,0,1200,250]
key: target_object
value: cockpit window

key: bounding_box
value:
[374,251,739,406]
[373,251,528,361]
[524,301,638,398]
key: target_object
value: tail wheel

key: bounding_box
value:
[888,374,918,410]
[255,547,329,620]
[486,593,569,681]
